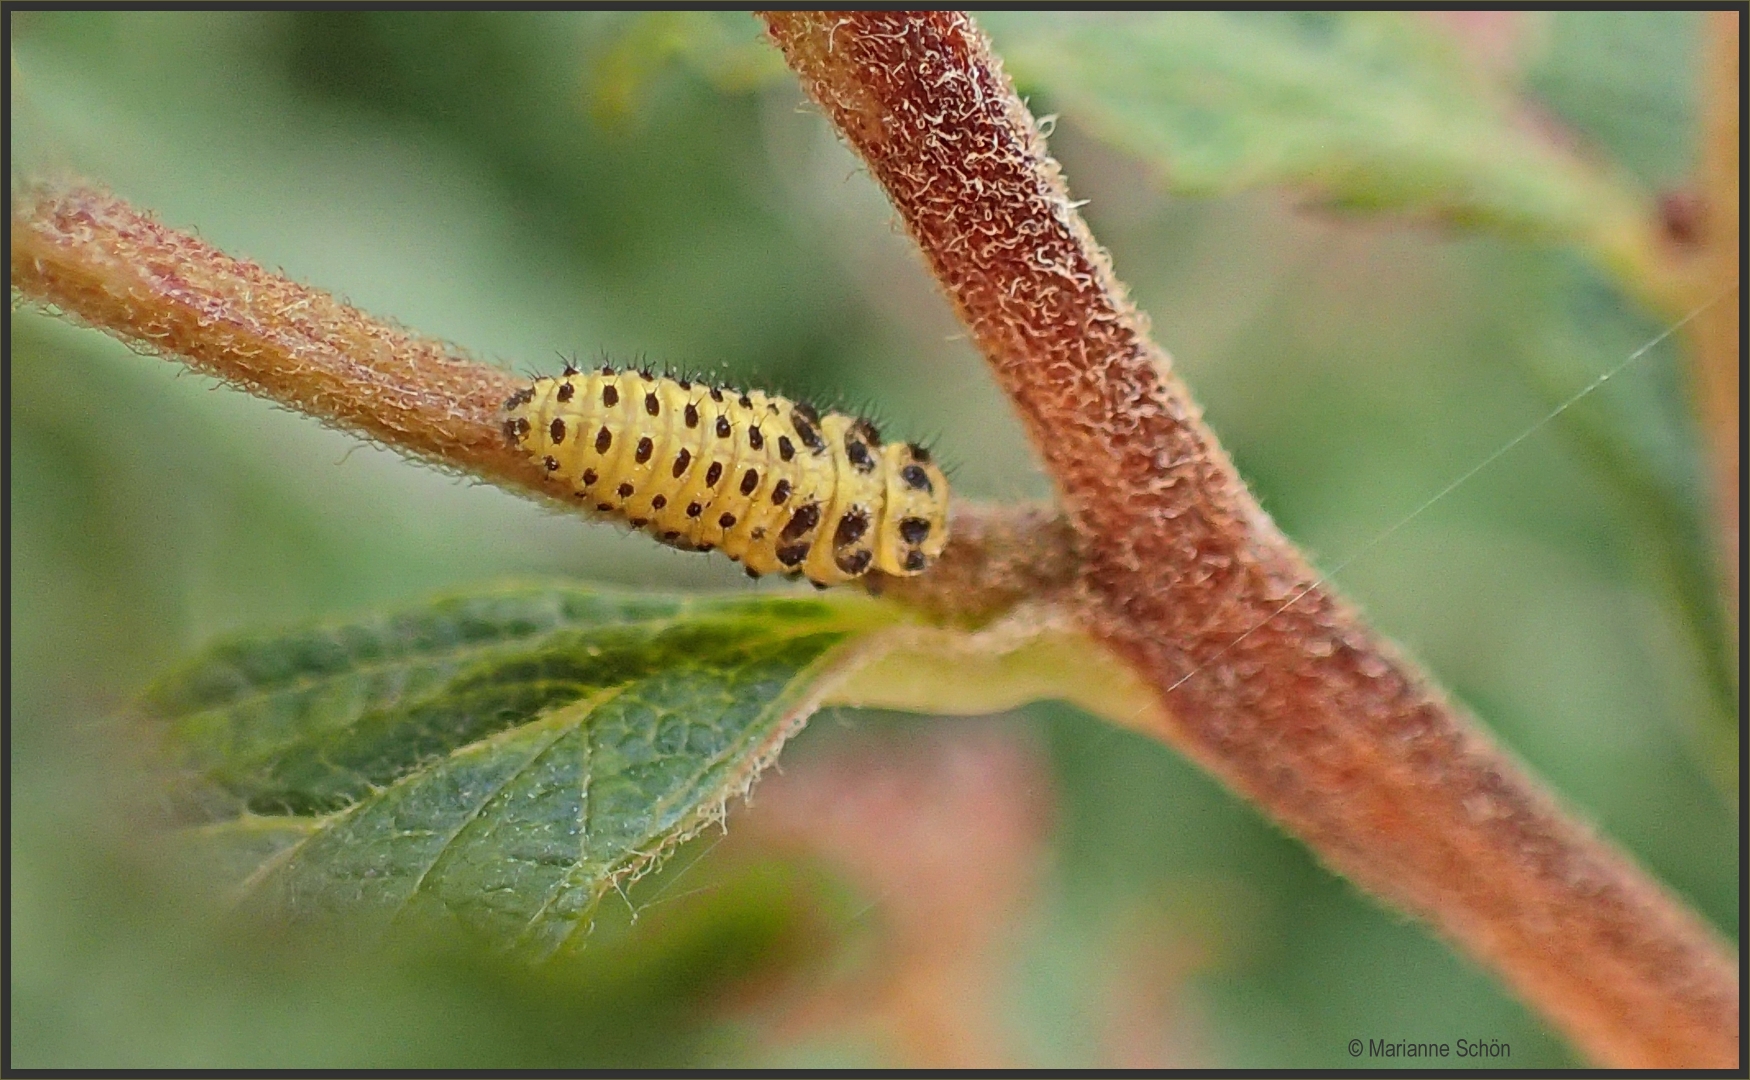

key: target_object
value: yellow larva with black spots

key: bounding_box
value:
[502,366,949,586]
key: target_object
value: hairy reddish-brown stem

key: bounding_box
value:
[9,182,1060,608]
[10,184,541,495]
[761,11,1736,1068]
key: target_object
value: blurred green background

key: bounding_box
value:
[10,11,1736,1068]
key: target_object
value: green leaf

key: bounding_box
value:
[1524,11,1701,190]
[144,581,1168,956]
[586,11,790,122]
[1502,253,1736,787]
[986,12,1653,258]
[145,585,893,957]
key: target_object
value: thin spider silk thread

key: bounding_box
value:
[1161,280,1739,700]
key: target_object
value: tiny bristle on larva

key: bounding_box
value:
[508,370,949,585]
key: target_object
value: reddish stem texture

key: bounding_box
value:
[9,184,541,495]
[761,11,1736,1068]
[9,183,1069,608]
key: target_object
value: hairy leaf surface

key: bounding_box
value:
[145,585,888,955]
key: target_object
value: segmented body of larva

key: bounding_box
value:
[503,366,949,586]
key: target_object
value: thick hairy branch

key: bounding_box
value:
[760,11,1736,1068]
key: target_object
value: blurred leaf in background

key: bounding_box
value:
[9,10,1734,1068]
[988,12,1652,249]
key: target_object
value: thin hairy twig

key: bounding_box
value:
[9,184,537,491]
[8,182,1061,613]
[759,11,1736,1068]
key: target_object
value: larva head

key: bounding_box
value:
[875,442,950,576]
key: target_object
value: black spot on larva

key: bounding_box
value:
[697,542,715,552]
[718,512,737,529]
[563,362,579,377]
[639,370,654,382]
[901,464,932,492]
[715,415,732,438]
[751,526,766,540]
[705,462,723,486]
[503,418,525,447]
[651,494,667,510]
[582,468,598,486]
[745,566,761,579]
[645,393,659,416]
[834,507,869,547]
[909,443,930,463]
[776,542,809,567]
[845,438,875,472]
[903,550,926,572]
[617,482,635,499]
[602,384,619,407]
[549,417,566,444]
[748,427,764,450]
[596,502,613,511]
[778,436,795,461]
[739,469,759,496]
[781,503,820,541]
[853,418,881,445]
[899,517,931,544]
[794,416,824,452]
[600,364,615,376]
[556,382,574,403]
[635,436,653,464]
[678,379,691,390]
[543,455,560,472]
[596,427,613,454]
[686,502,703,518]
[709,388,724,402]
[663,530,681,540]
[672,448,691,478]
[629,517,647,528]
[836,550,872,576]
[771,479,791,505]
[738,393,752,409]
[811,580,829,591]
[504,387,534,410]
[793,401,819,424]
[684,403,699,428]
